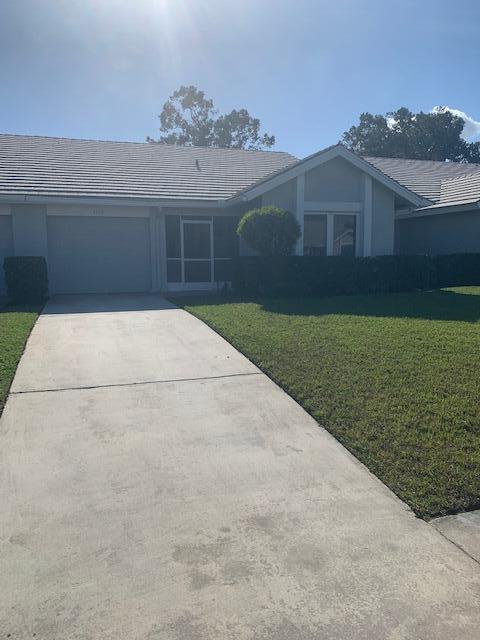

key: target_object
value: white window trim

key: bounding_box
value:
[303,211,360,257]
[363,175,373,257]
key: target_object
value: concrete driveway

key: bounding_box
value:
[1,294,479,639]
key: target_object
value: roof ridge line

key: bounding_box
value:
[0,132,296,156]
[363,155,480,168]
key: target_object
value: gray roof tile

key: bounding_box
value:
[3,134,480,210]
[0,134,297,201]
[438,172,480,205]
[364,156,480,203]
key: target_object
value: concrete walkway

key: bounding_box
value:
[1,294,479,639]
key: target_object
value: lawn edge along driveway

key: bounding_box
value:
[0,306,39,416]
[175,287,480,520]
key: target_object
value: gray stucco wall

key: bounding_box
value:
[397,210,480,255]
[11,205,48,257]
[371,182,395,256]
[261,179,296,212]
[305,157,363,202]
[240,159,398,257]
[0,216,14,295]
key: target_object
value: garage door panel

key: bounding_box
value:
[48,216,151,294]
[0,216,13,295]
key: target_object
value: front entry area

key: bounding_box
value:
[182,217,214,283]
[166,214,239,290]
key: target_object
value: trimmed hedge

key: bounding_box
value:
[232,253,480,297]
[4,256,48,305]
[434,253,480,288]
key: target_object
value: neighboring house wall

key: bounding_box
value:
[0,208,13,295]
[397,210,480,255]
[371,182,395,256]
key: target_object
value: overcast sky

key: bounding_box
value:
[1,0,480,158]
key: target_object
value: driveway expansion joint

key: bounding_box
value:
[9,370,263,396]
[429,519,480,568]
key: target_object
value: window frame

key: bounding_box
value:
[303,211,360,257]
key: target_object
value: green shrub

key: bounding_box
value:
[237,206,300,256]
[232,254,437,297]
[4,256,48,305]
[434,253,480,288]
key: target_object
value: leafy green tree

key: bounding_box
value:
[342,107,480,162]
[237,206,300,256]
[148,85,275,149]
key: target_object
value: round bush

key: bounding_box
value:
[236,205,300,256]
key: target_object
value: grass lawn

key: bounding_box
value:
[0,307,39,416]
[177,287,480,520]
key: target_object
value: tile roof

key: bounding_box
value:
[0,134,297,201]
[437,172,480,206]
[2,134,480,210]
[364,156,480,204]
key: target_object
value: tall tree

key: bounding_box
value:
[148,85,275,150]
[342,107,480,162]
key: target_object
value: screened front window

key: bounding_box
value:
[333,215,356,256]
[304,215,327,256]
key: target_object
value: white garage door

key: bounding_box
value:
[48,216,151,294]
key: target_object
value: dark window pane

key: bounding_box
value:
[213,217,239,258]
[214,259,233,282]
[304,215,327,256]
[183,223,211,259]
[166,216,181,258]
[167,259,181,283]
[333,215,356,256]
[184,260,211,282]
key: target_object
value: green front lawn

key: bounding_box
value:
[0,308,38,415]
[177,288,480,520]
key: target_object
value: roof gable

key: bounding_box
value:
[230,144,427,207]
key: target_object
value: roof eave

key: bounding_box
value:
[397,200,480,219]
[0,193,228,208]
